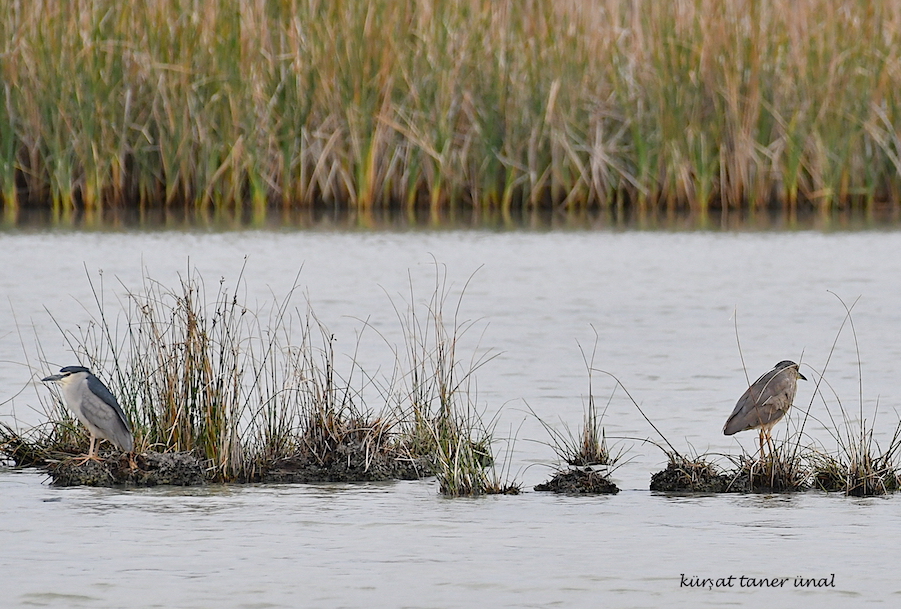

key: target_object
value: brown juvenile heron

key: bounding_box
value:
[41,365,134,460]
[723,360,806,457]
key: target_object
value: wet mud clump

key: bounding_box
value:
[44,449,429,486]
[48,452,206,487]
[649,457,734,493]
[534,468,620,494]
[257,452,431,483]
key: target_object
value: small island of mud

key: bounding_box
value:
[48,452,206,487]
[534,468,620,494]
[34,449,432,487]
[255,453,431,484]
[649,459,734,493]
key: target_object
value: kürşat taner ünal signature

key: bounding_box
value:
[680,574,836,590]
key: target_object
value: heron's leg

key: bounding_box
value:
[758,429,766,460]
[73,435,103,465]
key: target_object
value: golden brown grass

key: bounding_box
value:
[2,1,900,217]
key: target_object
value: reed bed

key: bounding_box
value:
[2,1,901,217]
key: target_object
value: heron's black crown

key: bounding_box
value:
[58,365,92,375]
[773,360,799,370]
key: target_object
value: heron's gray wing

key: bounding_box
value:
[723,384,764,434]
[723,367,796,435]
[83,376,134,452]
[80,384,134,452]
[86,375,133,433]
[758,369,798,413]
[723,367,778,434]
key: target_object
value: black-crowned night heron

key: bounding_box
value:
[723,360,806,457]
[41,366,134,459]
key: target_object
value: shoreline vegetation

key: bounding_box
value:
[1,267,900,495]
[0,265,518,493]
[3,1,901,221]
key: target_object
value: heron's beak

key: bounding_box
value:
[41,374,64,382]
[798,372,807,381]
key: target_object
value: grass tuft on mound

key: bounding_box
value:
[2,264,508,493]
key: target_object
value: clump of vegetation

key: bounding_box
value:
[2,2,900,220]
[725,443,812,493]
[532,399,621,474]
[1,264,508,492]
[646,432,813,494]
[809,296,901,496]
[386,266,518,496]
[0,421,63,467]
[812,441,901,497]
[0,395,91,467]
[533,337,623,495]
[534,469,619,495]
[807,374,901,496]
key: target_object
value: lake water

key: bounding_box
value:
[2,226,900,607]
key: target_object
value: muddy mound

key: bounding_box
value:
[39,447,431,486]
[534,468,620,494]
[649,460,734,493]
[48,452,205,487]
[258,454,431,483]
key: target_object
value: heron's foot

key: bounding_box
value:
[126,453,138,470]
[70,453,104,466]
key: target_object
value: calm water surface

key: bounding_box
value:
[2,228,900,607]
